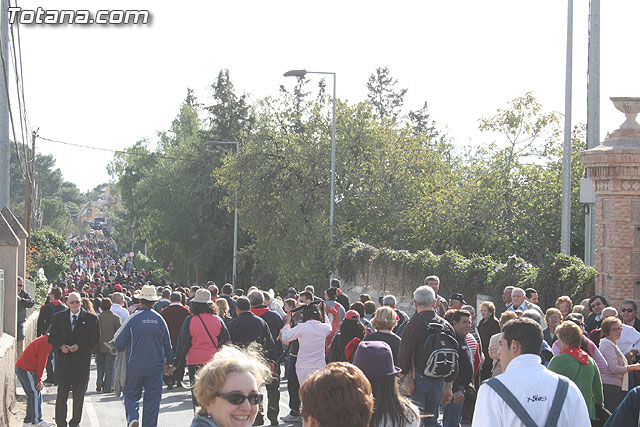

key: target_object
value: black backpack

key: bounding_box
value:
[418,317,459,379]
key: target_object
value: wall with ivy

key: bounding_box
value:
[337,240,596,310]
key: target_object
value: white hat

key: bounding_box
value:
[191,288,213,304]
[134,284,161,301]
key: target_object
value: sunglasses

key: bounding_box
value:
[216,392,263,406]
[621,308,635,313]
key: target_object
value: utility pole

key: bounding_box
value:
[25,130,35,247]
[585,0,600,266]
[0,0,10,209]
[560,0,574,255]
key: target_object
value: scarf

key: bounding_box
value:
[561,347,589,364]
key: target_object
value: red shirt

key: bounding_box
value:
[16,335,52,382]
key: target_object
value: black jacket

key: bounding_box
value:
[227,311,275,360]
[17,289,35,324]
[48,308,100,384]
[336,293,350,312]
[397,310,458,383]
[585,312,601,333]
[37,301,67,336]
[251,305,284,360]
[453,332,473,389]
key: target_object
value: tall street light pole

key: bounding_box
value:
[585,0,600,266]
[284,69,337,245]
[560,0,574,255]
[205,140,239,287]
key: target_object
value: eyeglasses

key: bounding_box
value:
[215,392,263,406]
[621,308,635,313]
[68,300,81,305]
[590,302,602,309]
[610,327,622,332]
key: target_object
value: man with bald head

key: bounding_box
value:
[49,292,100,427]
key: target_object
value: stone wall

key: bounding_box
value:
[339,260,425,314]
[0,333,15,425]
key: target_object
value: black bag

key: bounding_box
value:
[418,318,459,379]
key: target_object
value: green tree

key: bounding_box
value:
[366,67,407,122]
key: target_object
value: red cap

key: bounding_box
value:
[114,284,123,291]
[345,310,360,320]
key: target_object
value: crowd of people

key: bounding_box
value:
[13,233,640,427]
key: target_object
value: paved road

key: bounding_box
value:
[18,361,300,427]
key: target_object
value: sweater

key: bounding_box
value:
[599,337,628,388]
[15,334,52,382]
[547,352,603,420]
[161,303,191,348]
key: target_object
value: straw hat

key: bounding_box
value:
[134,284,161,301]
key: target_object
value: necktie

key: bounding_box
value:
[72,314,77,331]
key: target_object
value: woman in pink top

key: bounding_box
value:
[281,303,332,385]
[174,289,230,409]
[598,316,640,411]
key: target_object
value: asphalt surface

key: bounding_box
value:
[16,362,301,427]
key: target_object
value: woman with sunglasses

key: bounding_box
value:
[191,344,271,427]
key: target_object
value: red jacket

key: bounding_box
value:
[16,334,52,382]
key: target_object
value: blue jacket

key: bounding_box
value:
[190,414,218,427]
[114,306,174,376]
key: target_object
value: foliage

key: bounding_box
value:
[109,71,252,284]
[32,269,49,306]
[533,253,597,309]
[9,142,88,236]
[29,228,73,282]
[366,66,407,122]
[107,67,589,291]
[338,240,593,307]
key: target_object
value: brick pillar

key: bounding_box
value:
[581,98,640,309]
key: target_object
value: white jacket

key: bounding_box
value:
[472,354,590,427]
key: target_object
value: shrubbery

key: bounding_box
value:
[29,228,73,283]
[337,239,596,307]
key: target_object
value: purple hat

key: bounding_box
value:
[352,341,402,380]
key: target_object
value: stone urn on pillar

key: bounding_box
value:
[580,97,640,308]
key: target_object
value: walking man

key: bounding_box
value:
[115,284,174,427]
[49,292,100,427]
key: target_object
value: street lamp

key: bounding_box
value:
[283,69,337,245]
[205,141,239,287]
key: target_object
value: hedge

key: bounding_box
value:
[337,239,596,309]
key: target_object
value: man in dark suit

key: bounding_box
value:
[49,291,100,427]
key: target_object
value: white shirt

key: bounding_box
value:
[281,320,331,370]
[618,324,640,355]
[69,309,80,329]
[111,303,130,324]
[472,354,590,427]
